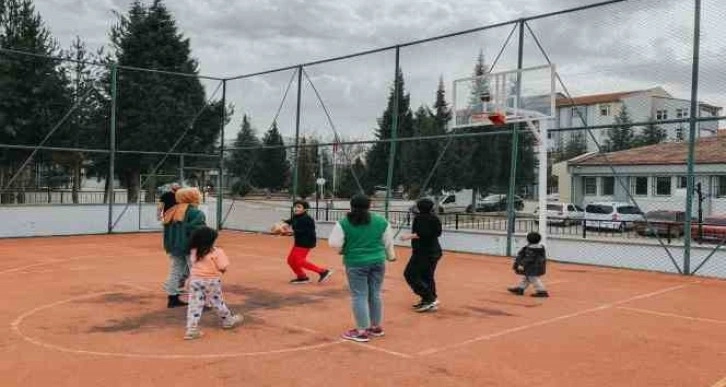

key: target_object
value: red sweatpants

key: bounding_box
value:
[287,246,325,278]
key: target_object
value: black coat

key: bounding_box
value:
[513,244,546,277]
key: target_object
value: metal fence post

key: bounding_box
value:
[107,63,118,234]
[217,79,226,230]
[384,46,401,220]
[683,0,702,276]
[505,19,525,256]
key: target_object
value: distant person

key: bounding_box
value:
[158,183,181,220]
[328,194,396,343]
[401,198,443,312]
[507,231,549,297]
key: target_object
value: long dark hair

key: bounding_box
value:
[189,226,218,261]
[347,194,371,226]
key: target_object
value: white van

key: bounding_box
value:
[584,202,644,231]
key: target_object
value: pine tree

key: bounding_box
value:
[226,115,260,196]
[295,137,318,199]
[558,131,589,161]
[364,70,413,193]
[0,0,68,203]
[605,105,635,152]
[635,122,667,147]
[338,157,365,198]
[109,0,223,201]
[256,121,289,191]
[50,36,107,203]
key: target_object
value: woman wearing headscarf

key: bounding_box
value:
[163,187,206,308]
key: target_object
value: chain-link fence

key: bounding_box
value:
[2,0,724,277]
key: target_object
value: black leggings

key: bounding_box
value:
[404,254,441,303]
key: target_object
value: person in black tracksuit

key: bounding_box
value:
[401,198,443,312]
[508,231,549,297]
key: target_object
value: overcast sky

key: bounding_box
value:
[33,0,725,143]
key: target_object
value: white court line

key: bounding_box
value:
[10,289,345,359]
[0,252,151,276]
[617,306,726,325]
[352,342,413,359]
[711,376,726,387]
[417,283,692,356]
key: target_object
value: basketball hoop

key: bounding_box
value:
[488,111,507,126]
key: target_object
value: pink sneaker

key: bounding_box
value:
[366,326,385,337]
[341,329,370,342]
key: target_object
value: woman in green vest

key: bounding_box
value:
[328,194,396,342]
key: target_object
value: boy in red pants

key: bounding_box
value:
[283,200,333,284]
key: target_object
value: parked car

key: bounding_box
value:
[584,202,644,231]
[534,202,584,226]
[474,194,524,213]
[634,210,685,238]
[691,216,726,244]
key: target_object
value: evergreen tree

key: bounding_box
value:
[226,115,260,196]
[256,121,288,191]
[338,157,365,198]
[295,137,317,199]
[364,70,413,194]
[605,105,635,152]
[564,132,589,159]
[0,0,68,202]
[635,122,667,147]
[109,0,223,201]
[52,36,107,203]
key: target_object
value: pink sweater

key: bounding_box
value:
[190,247,229,279]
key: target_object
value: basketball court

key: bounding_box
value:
[1,231,725,386]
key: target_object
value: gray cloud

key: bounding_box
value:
[30,0,725,142]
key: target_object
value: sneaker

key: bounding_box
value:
[415,301,438,313]
[184,329,203,340]
[341,329,370,343]
[531,291,549,298]
[412,300,425,309]
[507,287,525,296]
[318,270,333,283]
[223,314,243,329]
[366,326,385,337]
[289,277,311,284]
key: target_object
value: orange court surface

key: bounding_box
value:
[1,231,725,387]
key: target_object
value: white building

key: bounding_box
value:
[563,134,726,216]
[551,87,722,152]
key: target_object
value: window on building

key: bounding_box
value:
[601,176,615,196]
[654,176,672,196]
[599,104,610,116]
[677,176,688,189]
[717,176,726,198]
[656,110,668,120]
[631,176,648,196]
[584,177,597,195]
[571,106,586,120]
[676,126,685,141]
[676,108,689,118]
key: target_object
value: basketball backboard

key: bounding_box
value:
[452,64,555,129]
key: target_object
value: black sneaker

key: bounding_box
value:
[318,270,333,283]
[531,291,549,298]
[507,287,525,296]
[289,277,311,284]
[412,301,424,309]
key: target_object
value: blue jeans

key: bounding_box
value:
[345,262,385,330]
